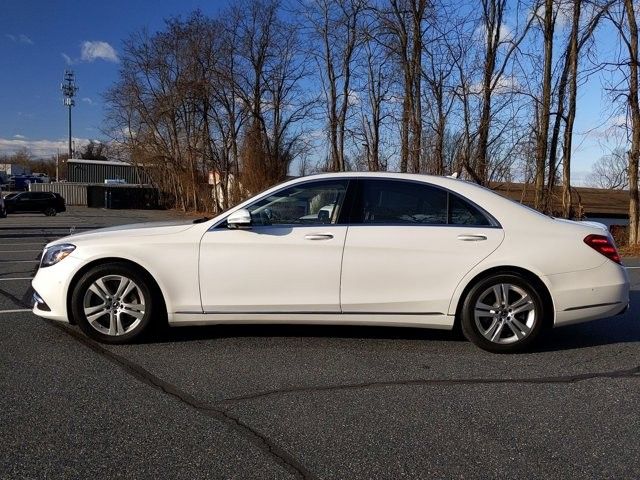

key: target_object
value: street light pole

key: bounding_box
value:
[61,71,78,158]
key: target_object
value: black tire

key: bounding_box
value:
[460,273,547,353]
[71,262,161,344]
[44,207,57,216]
[0,210,6,218]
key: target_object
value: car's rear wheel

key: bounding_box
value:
[460,273,546,353]
[44,207,57,216]
[71,263,158,343]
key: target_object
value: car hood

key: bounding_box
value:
[47,220,200,247]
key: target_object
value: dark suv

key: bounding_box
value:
[4,192,66,216]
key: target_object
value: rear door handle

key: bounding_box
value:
[457,234,487,242]
[305,233,334,241]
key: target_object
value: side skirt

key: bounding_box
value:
[170,312,454,330]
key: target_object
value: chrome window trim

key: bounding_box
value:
[208,176,503,231]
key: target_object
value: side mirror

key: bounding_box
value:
[227,208,252,229]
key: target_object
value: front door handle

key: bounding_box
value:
[305,233,334,241]
[457,234,487,242]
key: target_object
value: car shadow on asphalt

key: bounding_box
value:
[140,291,640,352]
[147,322,466,345]
[528,290,640,353]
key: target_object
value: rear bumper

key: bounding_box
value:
[545,260,630,327]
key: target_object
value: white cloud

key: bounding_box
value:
[13,134,26,139]
[18,34,33,45]
[61,53,73,65]
[80,41,119,63]
[0,137,90,157]
[475,24,513,45]
[531,0,573,28]
[469,74,519,95]
[347,89,359,107]
[82,97,94,105]
[609,114,628,130]
[588,114,630,141]
[5,33,33,44]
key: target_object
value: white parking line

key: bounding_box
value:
[0,242,47,246]
[625,266,640,269]
[0,260,39,263]
[0,309,32,314]
[0,249,42,253]
[0,277,33,281]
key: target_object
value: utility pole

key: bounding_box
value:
[61,70,78,158]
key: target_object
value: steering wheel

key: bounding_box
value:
[258,208,282,225]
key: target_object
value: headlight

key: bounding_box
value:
[40,244,76,268]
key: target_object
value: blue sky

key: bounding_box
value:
[0,0,226,155]
[0,0,626,183]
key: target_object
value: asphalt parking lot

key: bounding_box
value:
[1,207,640,479]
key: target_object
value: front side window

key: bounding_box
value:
[246,180,348,226]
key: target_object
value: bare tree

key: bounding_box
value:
[421,3,460,176]
[235,0,313,193]
[301,0,365,172]
[586,148,629,189]
[546,0,612,217]
[531,0,555,210]
[356,13,394,171]
[607,0,640,244]
[377,0,431,173]
[470,0,534,184]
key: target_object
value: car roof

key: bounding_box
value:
[288,171,495,196]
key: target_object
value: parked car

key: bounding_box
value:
[31,173,51,183]
[5,191,66,216]
[31,173,629,352]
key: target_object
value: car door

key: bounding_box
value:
[340,178,504,316]
[15,193,34,212]
[199,179,351,313]
[30,193,45,211]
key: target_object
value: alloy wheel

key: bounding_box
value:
[82,274,146,336]
[473,283,536,345]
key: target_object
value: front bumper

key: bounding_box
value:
[31,255,83,322]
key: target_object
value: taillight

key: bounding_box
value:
[583,234,621,264]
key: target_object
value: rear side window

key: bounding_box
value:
[449,195,491,226]
[31,193,53,200]
[351,179,493,226]
[355,179,447,224]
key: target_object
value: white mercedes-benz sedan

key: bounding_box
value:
[31,172,629,352]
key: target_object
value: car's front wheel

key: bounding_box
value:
[71,263,159,343]
[460,273,546,353]
[44,207,57,216]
